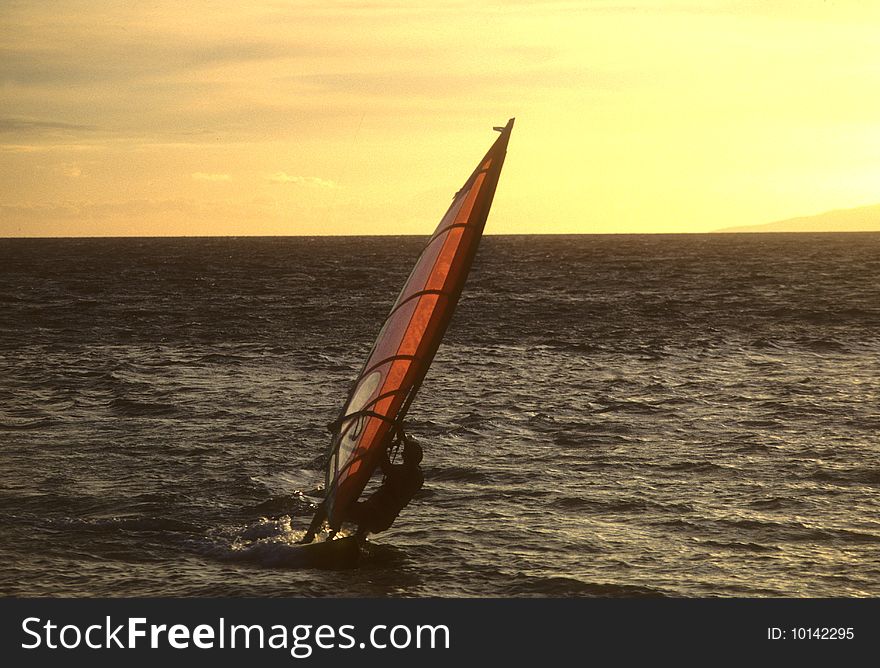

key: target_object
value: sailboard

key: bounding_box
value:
[288,535,362,569]
[311,118,515,536]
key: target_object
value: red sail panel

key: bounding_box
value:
[322,119,514,529]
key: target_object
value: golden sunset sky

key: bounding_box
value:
[2,0,880,236]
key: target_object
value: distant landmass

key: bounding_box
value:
[715,203,880,233]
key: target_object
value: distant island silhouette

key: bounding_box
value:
[715,203,880,233]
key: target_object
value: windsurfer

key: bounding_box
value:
[298,434,424,544]
[347,434,424,539]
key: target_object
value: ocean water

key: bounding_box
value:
[1,233,879,597]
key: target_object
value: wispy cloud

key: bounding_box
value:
[0,143,103,153]
[267,172,338,188]
[0,38,320,87]
[58,163,83,178]
[0,197,283,236]
[0,117,98,134]
[192,172,231,181]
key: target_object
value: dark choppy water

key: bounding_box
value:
[1,233,879,597]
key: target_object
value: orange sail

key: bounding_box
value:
[321,119,514,530]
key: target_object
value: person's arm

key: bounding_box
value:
[379,448,395,476]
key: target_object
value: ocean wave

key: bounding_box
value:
[747,496,792,510]
[660,461,728,473]
[429,466,491,483]
[806,467,880,485]
[555,495,694,514]
[501,574,666,598]
[243,494,314,517]
[0,416,54,430]
[694,539,779,552]
[109,397,179,417]
[56,516,204,534]
[197,352,247,365]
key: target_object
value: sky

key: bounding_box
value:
[2,0,880,236]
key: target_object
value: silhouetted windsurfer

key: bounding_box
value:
[299,435,423,544]
[299,121,513,555]
[348,435,423,539]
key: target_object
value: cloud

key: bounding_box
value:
[0,38,319,87]
[59,163,83,178]
[1,199,204,221]
[192,172,231,181]
[0,143,102,153]
[0,117,98,135]
[0,197,284,237]
[267,173,338,188]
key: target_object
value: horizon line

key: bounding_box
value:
[4,230,880,240]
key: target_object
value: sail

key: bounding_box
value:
[320,118,514,530]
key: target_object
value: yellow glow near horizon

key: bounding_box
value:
[3,1,880,236]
